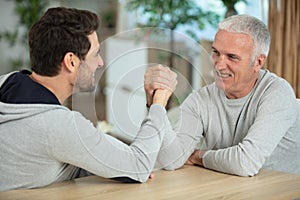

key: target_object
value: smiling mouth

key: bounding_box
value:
[215,70,232,78]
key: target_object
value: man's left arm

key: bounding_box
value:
[187,82,299,176]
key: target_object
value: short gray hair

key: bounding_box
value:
[218,14,270,58]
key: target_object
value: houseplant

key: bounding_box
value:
[0,0,48,70]
[126,0,220,68]
[221,0,248,18]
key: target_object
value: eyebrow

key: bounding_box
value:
[211,46,241,60]
[211,46,219,53]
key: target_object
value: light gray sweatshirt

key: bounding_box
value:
[0,71,170,191]
[156,69,300,176]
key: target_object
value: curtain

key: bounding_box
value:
[267,0,300,98]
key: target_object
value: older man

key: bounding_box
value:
[145,14,300,176]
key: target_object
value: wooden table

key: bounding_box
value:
[1,166,300,200]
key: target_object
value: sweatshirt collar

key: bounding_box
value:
[0,70,60,105]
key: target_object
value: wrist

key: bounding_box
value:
[152,89,170,107]
[198,150,206,166]
[146,91,154,108]
[189,150,205,166]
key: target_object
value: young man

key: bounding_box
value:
[0,7,177,191]
[145,14,300,176]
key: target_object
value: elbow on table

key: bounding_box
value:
[162,162,184,171]
[232,162,261,177]
[203,149,264,177]
[154,157,185,171]
[114,171,152,183]
[135,170,155,183]
[234,168,259,177]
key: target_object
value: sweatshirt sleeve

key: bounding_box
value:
[49,104,169,183]
[202,80,299,176]
[155,92,204,170]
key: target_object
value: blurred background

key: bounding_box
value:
[0,0,298,140]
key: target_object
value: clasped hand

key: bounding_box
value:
[144,65,178,107]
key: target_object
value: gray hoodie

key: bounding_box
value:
[0,71,170,191]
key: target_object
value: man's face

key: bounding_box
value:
[75,31,104,92]
[212,30,262,99]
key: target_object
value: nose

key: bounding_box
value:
[214,54,227,71]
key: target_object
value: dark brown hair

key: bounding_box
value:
[28,7,99,76]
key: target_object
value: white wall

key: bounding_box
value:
[105,36,148,141]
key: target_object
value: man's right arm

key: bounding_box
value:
[144,65,203,170]
[154,92,204,170]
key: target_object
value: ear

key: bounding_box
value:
[62,52,80,73]
[253,54,267,72]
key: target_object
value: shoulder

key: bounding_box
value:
[180,84,217,112]
[0,71,18,87]
[255,70,298,115]
[251,70,296,106]
[258,69,295,95]
[45,106,91,124]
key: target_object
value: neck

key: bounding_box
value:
[225,75,259,99]
[30,72,72,104]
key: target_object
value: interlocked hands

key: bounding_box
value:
[144,65,178,107]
